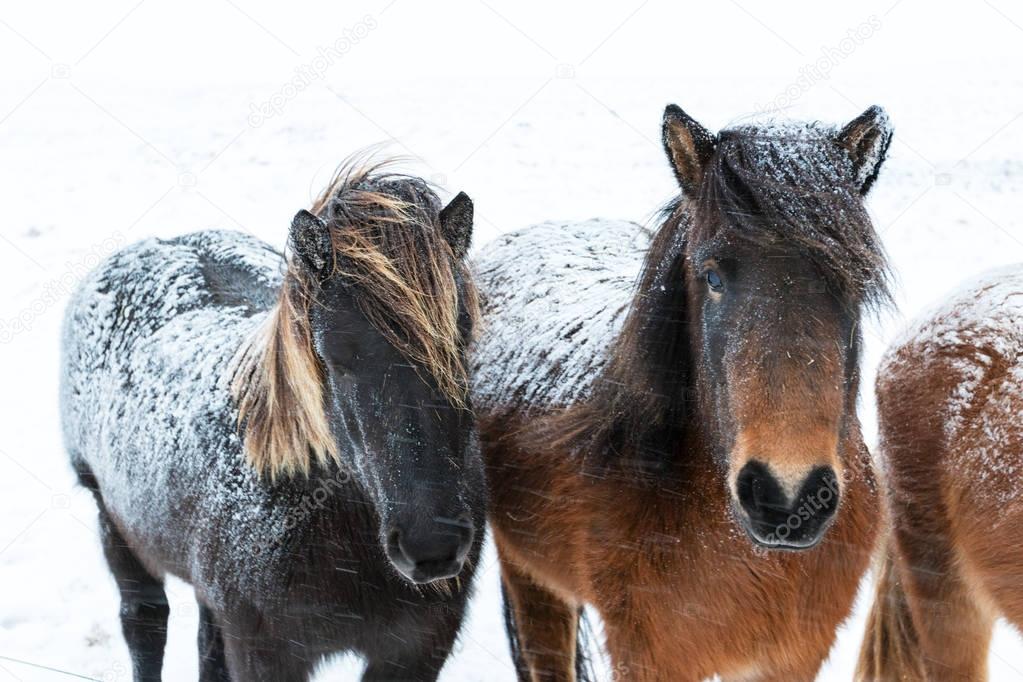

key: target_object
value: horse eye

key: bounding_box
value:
[706,270,723,291]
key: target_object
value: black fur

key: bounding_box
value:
[60,167,485,681]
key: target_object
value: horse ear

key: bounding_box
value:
[836,105,893,195]
[662,104,716,196]
[289,209,332,275]
[439,192,473,259]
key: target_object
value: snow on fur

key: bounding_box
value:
[59,229,301,606]
[470,218,651,411]
[880,264,1023,491]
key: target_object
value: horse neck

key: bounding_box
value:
[591,216,692,464]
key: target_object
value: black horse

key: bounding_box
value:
[60,160,486,681]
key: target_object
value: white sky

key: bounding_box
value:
[3,0,1021,84]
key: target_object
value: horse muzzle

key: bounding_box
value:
[733,460,841,550]
[384,511,475,584]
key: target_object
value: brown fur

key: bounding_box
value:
[486,416,879,681]
[857,294,1023,680]
[232,159,479,478]
[481,118,892,680]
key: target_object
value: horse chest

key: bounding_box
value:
[587,461,879,677]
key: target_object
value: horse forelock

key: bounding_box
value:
[314,160,479,404]
[231,158,478,479]
[693,122,892,311]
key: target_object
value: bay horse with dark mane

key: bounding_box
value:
[60,160,485,681]
[471,105,894,680]
[858,266,1023,680]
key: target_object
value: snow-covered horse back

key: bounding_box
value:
[471,218,651,410]
[60,160,485,681]
[859,266,1023,680]
[472,105,894,681]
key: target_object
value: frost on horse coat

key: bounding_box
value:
[62,231,304,598]
[472,218,649,411]
[858,265,1023,680]
[60,166,485,681]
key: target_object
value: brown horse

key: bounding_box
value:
[857,266,1023,681]
[471,104,894,681]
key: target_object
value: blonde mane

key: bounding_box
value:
[231,159,478,478]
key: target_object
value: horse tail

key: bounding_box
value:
[499,584,597,682]
[855,533,925,681]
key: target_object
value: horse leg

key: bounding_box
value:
[95,503,169,682]
[890,509,994,679]
[197,604,231,681]
[501,558,579,682]
[902,568,992,679]
[900,556,993,678]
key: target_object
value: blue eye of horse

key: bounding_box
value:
[706,270,723,291]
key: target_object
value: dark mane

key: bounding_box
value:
[531,123,890,470]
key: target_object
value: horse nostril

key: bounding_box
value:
[735,460,840,549]
[798,466,840,520]
[736,461,786,517]
[386,525,403,555]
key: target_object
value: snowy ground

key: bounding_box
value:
[2,0,1023,679]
